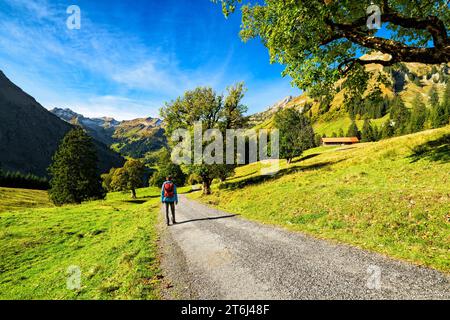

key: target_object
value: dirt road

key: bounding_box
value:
[159,195,449,299]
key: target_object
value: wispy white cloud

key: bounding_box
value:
[0,0,233,118]
[70,95,162,120]
[0,0,297,120]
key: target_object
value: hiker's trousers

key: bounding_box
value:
[165,202,176,224]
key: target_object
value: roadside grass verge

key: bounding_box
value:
[189,126,450,272]
[0,187,162,299]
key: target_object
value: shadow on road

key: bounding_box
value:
[174,214,239,225]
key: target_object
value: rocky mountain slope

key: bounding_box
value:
[51,108,119,146]
[251,55,449,135]
[0,71,124,177]
[51,108,166,159]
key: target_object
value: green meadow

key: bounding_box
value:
[0,187,163,300]
[0,126,449,300]
[189,126,450,272]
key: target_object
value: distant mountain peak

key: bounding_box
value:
[50,107,165,157]
[0,71,124,176]
[50,107,82,121]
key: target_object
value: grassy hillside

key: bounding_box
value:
[190,126,450,272]
[111,118,166,159]
[0,187,162,299]
[251,59,449,137]
[0,188,53,212]
[313,115,389,136]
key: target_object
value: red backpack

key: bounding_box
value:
[164,182,174,198]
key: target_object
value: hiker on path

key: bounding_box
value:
[161,176,178,225]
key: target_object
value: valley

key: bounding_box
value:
[0,0,449,302]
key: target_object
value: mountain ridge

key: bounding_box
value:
[0,71,124,177]
[250,55,450,135]
[50,107,166,158]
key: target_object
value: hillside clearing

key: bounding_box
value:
[0,188,162,299]
[189,126,450,272]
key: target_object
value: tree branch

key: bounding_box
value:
[325,2,448,51]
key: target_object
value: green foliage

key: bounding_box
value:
[430,81,450,128]
[215,0,449,104]
[0,169,49,190]
[110,159,146,199]
[346,121,361,139]
[412,77,422,87]
[361,118,377,142]
[187,173,202,185]
[389,96,411,136]
[274,108,315,164]
[101,168,117,192]
[429,85,440,108]
[48,128,105,205]
[443,81,450,125]
[429,85,442,129]
[314,134,323,147]
[409,94,428,133]
[381,120,395,139]
[161,83,247,194]
[149,148,186,187]
[346,87,388,120]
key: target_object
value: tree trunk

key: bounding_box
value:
[202,179,212,195]
[287,158,292,165]
[131,188,136,199]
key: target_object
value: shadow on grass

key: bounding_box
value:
[122,194,160,204]
[409,134,450,163]
[230,170,259,180]
[123,199,149,204]
[291,153,320,163]
[220,159,345,190]
[174,214,239,225]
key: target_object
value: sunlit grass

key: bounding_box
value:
[0,187,162,299]
[189,126,450,272]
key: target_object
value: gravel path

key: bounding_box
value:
[159,195,449,300]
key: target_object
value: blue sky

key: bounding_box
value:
[0,0,301,120]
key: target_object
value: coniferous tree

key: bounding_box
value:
[346,121,361,139]
[338,128,345,137]
[389,96,410,135]
[381,120,395,139]
[409,94,427,132]
[429,85,441,128]
[48,128,105,205]
[361,118,376,142]
[314,134,322,147]
[441,81,450,125]
[372,125,380,141]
